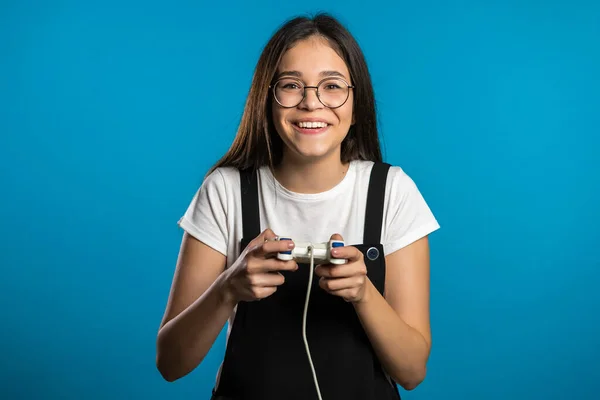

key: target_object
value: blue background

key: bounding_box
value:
[1,0,599,399]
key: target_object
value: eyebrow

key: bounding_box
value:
[276,70,348,80]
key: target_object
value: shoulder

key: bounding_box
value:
[197,166,243,199]
[202,166,240,188]
[378,162,432,211]
[386,164,419,194]
[177,167,243,255]
[186,166,243,214]
[373,162,440,252]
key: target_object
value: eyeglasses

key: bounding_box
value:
[270,77,354,109]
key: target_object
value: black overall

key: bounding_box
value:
[211,162,401,400]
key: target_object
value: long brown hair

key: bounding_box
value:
[207,13,382,176]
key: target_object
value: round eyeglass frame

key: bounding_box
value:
[269,77,355,109]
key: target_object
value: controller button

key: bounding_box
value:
[331,242,344,248]
[279,238,292,255]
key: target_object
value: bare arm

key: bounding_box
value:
[155,232,234,382]
[315,235,432,390]
[155,229,298,382]
[352,236,432,390]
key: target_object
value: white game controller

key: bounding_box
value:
[275,237,347,265]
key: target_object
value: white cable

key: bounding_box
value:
[303,245,323,400]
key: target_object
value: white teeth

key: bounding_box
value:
[297,121,328,129]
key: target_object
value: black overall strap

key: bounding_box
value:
[363,162,391,244]
[239,168,261,243]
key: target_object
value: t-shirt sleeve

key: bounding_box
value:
[177,169,229,256]
[383,167,440,255]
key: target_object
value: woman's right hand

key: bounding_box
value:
[221,229,298,304]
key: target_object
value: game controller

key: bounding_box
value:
[275,237,347,265]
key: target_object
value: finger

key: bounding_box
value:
[245,229,280,256]
[323,288,357,303]
[261,228,278,242]
[328,233,362,262]
[248,228,277,248]
[258,237,295,258]
[330,233,344,241]
[314,262,366,279]
[319,276,365,292]
[329,244,364,263]
[247,272,286,287]
[247,286,278,300]
[247,256,298,273]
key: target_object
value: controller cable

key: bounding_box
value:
[302,245,323,400]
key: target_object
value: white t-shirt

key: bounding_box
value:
[179,159,439,268]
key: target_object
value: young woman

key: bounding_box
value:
[156,13,440,400]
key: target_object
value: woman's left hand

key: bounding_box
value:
[314,233,370,303]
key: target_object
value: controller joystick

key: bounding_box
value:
[276,237,347,265]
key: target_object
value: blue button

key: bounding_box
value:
[279,238,292,254]
[331,242,344,248]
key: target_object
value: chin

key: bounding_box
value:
[287,145,340,162]
[276,123,346,162]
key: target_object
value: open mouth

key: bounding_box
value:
[292,121,331,134]
[295,121,329,129]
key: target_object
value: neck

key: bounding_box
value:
[273,152,350,194]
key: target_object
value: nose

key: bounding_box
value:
[298,86,323,110]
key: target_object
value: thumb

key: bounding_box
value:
[330,233,344,242]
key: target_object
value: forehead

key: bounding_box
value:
[277,36,350,81]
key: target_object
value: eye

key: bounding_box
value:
[320,79,347,92]
[275,79,304,93]
[282,83,300,89]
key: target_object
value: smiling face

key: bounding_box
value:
[271,36,354,164]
